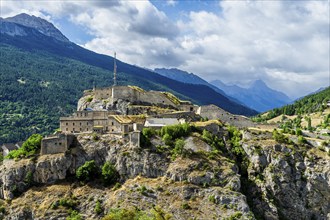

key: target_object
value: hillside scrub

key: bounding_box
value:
[5,134,42,159]
[76,160,99,182]
[102,162,119,186]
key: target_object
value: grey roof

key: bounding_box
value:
[145,118,179,127]
[1,143,19,151]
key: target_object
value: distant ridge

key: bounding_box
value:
[211,79,292,112]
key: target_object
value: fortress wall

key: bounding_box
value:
[41,134,72,155]
[94,87,112,100]
[138,91,175,107]
[112,86,139,102]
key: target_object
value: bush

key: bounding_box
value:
[102,208,152,220]
[94,200,103,214]
[66,210,82,220]
[92,133,100,141]
[59,198,77,209]
[76,160,98,182]
[181,202,191,210]
[208,195,216,203]
[171,139,186,160]
[162,133,173,146]
[102,162,119,185]
[0,205,5,214]
[5,134,42,159]
[297,135,307,145]
[272,129,289,144]
[202,129,224,151]
[160,123,191,140]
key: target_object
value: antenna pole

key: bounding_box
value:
[113,52,117,86]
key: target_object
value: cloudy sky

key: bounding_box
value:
[1,0,329,99]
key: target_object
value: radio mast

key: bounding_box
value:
[113,52,117,86]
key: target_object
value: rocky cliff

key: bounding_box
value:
[0,124,329,219]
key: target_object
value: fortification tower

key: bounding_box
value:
[113,52,117,86]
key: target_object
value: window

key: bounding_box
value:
[66,122,68,126]
[111,122,114,126]
[80,128,82,131]
[73,123,75,126]
[87,128,89,131]
[80,122,82,125]
[59,142,62,145]
[66,128,68,131]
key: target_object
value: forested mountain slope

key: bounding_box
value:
[253,86,330,121]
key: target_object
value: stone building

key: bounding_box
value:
[60,110,146,134]
[40,133,75,155]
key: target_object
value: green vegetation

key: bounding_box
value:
[5,134,42,159]
[159,123,191,141]
[181,202,191,210]
[272,129,291,144]
[101,162,119,186]
[94,200,103,215]
[66,210,82,220]
[202,129,225,151]
[76,160,98,182]
[102,207,172,220]
[208,195,216,204]
[252,87,330,121]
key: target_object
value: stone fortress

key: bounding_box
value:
[40,53,254,155]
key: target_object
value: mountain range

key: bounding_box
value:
[154,68,292,112]
[211,79,292,112]
[0,13,257,144]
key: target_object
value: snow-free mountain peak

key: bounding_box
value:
[4,13,69,42]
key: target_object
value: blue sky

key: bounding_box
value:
[1,0,329,98]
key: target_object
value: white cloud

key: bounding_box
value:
[1,0,329,98]
[166,0,177,7]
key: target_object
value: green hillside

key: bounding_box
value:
[253,87,330,122]
[0,45,186,144]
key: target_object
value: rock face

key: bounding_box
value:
[4,13,69,42]
[0,127,329,219]
[241,130,330,220]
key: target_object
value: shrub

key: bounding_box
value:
[102,208,152,220]
[86,96,93,102]
[24,171,34,186]
[181,202,191,210]
[5,134,42,159]
[66,210,82,220]
[0,205,5,214]
[76,160,98,182]
[162,133,173,146]
[94,200,103,214]
[208,195,216,203]
[172,139,186,160]
[101,162,119,185]
[160,123,191,140]
[112,182,121,191]
[297,135,307,145]
[202,129,224,151]
[92,133,100,141]
[272,129,289,144]
[59,198,77,209]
